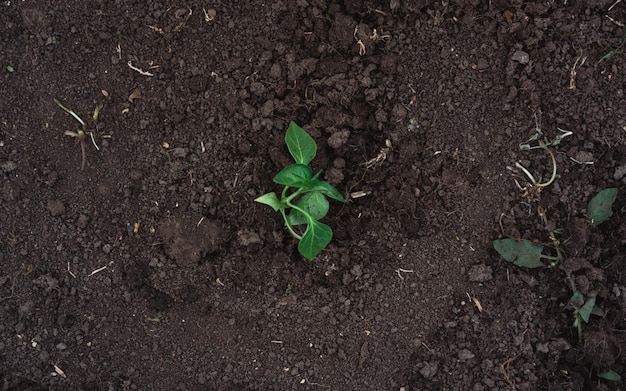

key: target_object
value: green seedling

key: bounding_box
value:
[497,124,621,381]
[565,272,605,344]
[492,238,559,268]
[515,146,557,189]
[255,122,346,260]
[515,111,571,198]
[587,188,618,227]
[54,98,102,170]
[597,26,625,64]
[598,370,621,382]
[519,111,572,151]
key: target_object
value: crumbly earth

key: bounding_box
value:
[1,1,625,390]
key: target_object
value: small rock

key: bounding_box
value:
[47,199,65,216]
[240,102,256,119]
[269,63,282,79]
[237,229,261,246]
[0,160,17,172]
[458,349,475,361]
[391,103,407,120]
[613,164,626,181]
[237,141,251,155]
[18,300,34,318]
[129,170,143,180]
[171,148,188,158]
[419,361,438,378]
[327,129,350,149]
[260,100,274,117]
[325,167,344,185]
[475,58,489,70]
[573,150,593,164]
[511,50,530,64]
[76,214,89,229]
[535,342,549,353]
[468,264,493,282]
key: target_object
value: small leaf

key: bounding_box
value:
[6,65,14,73]
[591,305,605,317]
[285,122,316,165]
[298,219,332,260]
[598,370,621,382]
[493,239,545,268]
[579,296,596,323]
[587,188,618,227]
[307,180,346,202]
[567,291,585,309]
[289,192,329,225]
[92,104,103,122]
[255,192,282,212]
[288,209,308,226]
[273,164,313,187]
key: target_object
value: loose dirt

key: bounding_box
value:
[1,1,625,390]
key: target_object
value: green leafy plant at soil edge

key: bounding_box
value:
[255,122,345,260]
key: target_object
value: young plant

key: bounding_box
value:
[255,122,346,260]
[494,189,619,344]
[564,282,604,344]
[587,187,618,227]
[54,98,102,170]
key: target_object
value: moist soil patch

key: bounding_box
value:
[1,1,625,390]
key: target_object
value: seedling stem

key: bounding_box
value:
[54,98,103,170]
[516,142,558,188]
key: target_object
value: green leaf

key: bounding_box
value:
[255,192,282,212]
[493,238,545,268]
[567,291,585,309]
[289,192,330,225]
[273,164,313,187]
[298,220,332,260]
[579,296,596,323]
[591,305,605,317]
[6,65,14,73]
[598,370,621,382]
[306,180,346,202]
[587,188,618,227]
[285,122,316,165]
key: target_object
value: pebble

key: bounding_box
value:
[468,264,493,282]
[511,50,530,64]
[47,199,65,216]
[458,349,475,360]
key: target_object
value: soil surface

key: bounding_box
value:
[1,1,625,390]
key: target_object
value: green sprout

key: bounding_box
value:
[515,111,572,191]
[587,188,618,227]
[515,143,558,188]
[54,98,102,170]
[564,274,605,344]
[494,189,619,357]
[255,122,346,260]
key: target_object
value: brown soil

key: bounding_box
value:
[1,1,625,390]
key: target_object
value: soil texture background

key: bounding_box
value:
[1,1,625,390]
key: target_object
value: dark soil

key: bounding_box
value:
[1,1,625,390]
